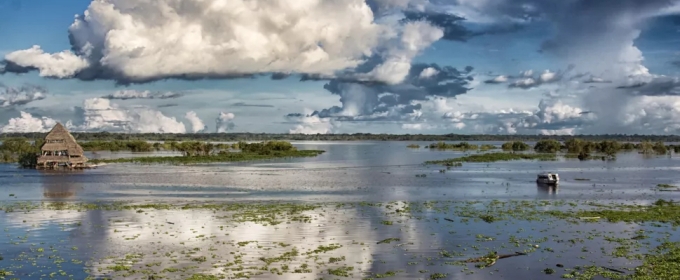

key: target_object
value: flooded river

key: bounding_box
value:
[0,141,678,279]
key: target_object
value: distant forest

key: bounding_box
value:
[3,132,680,142]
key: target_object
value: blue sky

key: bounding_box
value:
[1,0,680,134]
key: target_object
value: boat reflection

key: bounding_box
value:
[537,183,559,196]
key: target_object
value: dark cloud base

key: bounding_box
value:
[231,102,275,108]
[289,62,475,122]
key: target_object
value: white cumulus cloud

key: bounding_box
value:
[3,45,89,78]
[438,99,594,135]
[0,111,58,133]
[363,20,443,84]
[72,98,186,133]
[216,112,236,133]
[288,114,335,134]
[418,67,439,79]
[184,111,206,133]
[3,0,401,83]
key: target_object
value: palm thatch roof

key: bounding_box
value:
[41,123,85,155]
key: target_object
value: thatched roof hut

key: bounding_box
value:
[37,123,88,168]
[41,123,84,155]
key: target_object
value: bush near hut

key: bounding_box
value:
[0,138,42,167]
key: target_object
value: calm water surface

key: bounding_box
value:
[1,141,679,279]
[2,141,680,203]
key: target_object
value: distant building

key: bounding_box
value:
[37,123,88,169]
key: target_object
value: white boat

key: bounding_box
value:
[537,172,559,185]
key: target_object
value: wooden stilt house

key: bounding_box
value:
[37,123,88,169]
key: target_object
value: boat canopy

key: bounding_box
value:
[538,172,558,178]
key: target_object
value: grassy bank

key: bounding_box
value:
[425,152,557,166]
[90,150,324,165]
[0,140,325,166]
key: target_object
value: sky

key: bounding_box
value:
[1,0,680,135]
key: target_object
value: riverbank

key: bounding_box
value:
[89,149,325,165]
[1,139,325,167]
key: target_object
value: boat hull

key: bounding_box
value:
[536,178,559,185]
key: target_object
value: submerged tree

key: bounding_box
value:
[564,138,584,154]
[501,141,530,152]
[534,140,561,153]
[653,141,668,155]
[596,140,621,159]
[638,141,655,154]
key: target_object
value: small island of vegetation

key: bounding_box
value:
[1,139,324,167]
[425,152,556,166]
[426,142,497,151]
[90,140,324,165]
[425,138,679,166]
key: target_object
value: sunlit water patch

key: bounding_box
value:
[0,201,677,279]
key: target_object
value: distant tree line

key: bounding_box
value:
[4,132,680,142]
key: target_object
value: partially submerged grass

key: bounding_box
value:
[547,199,680,226]
[479,144,497,151]
[0,269,13,277]
[5,199,680,279]
[631,242,680,280]
[328,266,354,277]
[377,238,400,244]
[427,142,478,151]
[656,184,678,189]
[425,152,557,165]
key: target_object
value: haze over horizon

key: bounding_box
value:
[2,0,680,135]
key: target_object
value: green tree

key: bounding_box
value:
[638,141,654,154]
[653,141,668,155]
[596,140,621,158]
[502,141,530,152]
[564,138,583,154]
[534,139,562,153]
